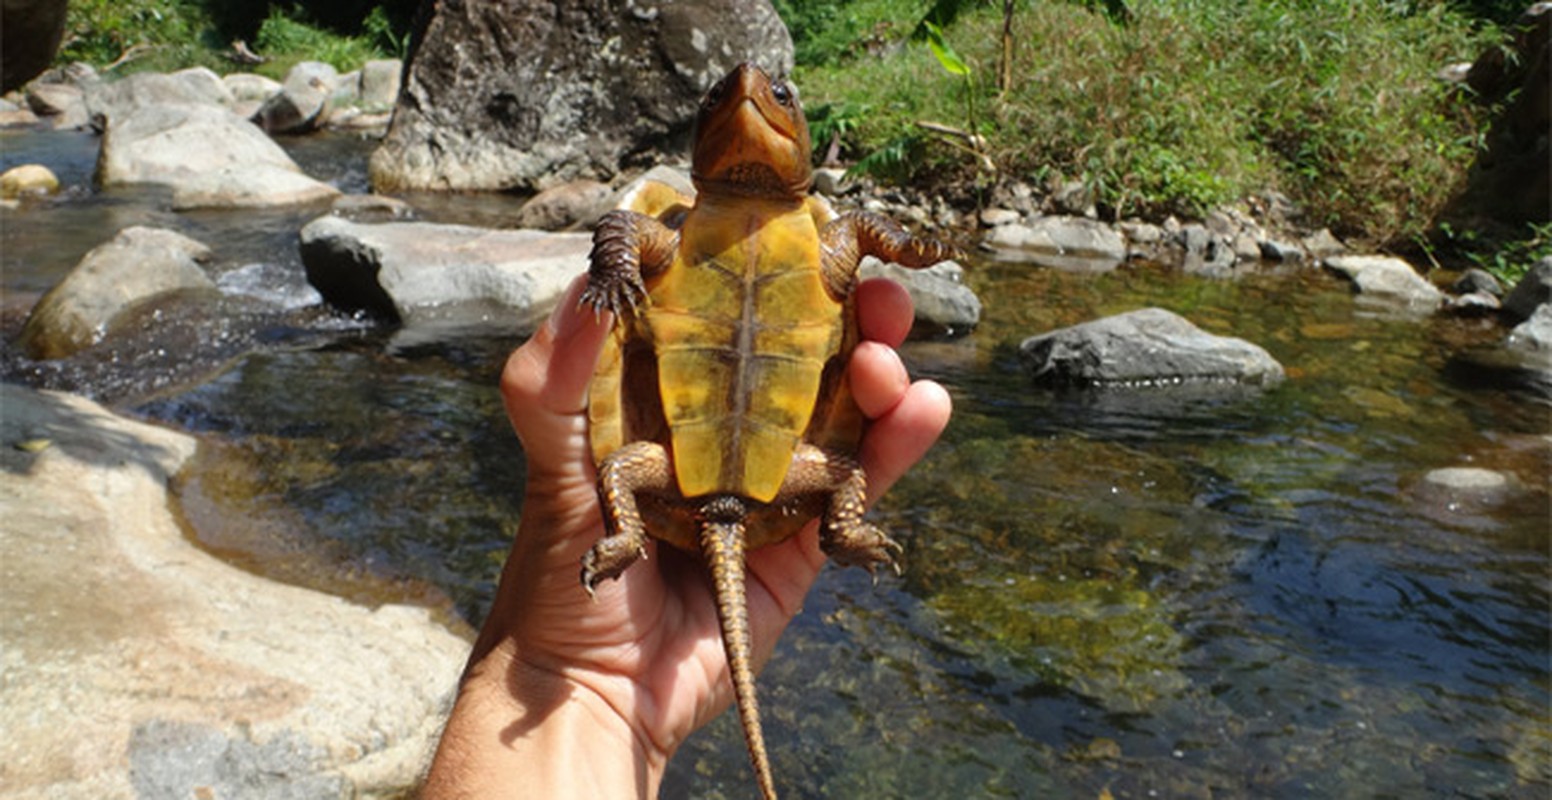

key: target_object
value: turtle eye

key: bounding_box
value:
[704,78,727,108]
[771,81,793,107]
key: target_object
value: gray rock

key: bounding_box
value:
[513,178,613,231]
[1423,466,1510,492]
[1302,228,1348,262]
[812,166,851,197]
[1258,238,1305,263]
[1447,291,1502,315]
[1452,267,1504,297]
[0,385,465,799]
[20,226,215,360]
[1507,303,1552,355]
[1019,307,1285,388]
[330,193,416,222]
[1502,256,1552,323]
[1324,255,1444,310]
[332,70,362,109]
[370,0,793,192]
[24,80,86,128]
[169,66,235,107]
[982,215,1126,272]
[299,216,590,336]
[84,71,229,130]
[979,207,1021,228]
[858,257,981,335]
[1048,180,1095,217]
[98,103,340,209]
[222,72,282,103]
[359,59,402,111]
[1178,224,1237,277]
[256,60,339,134]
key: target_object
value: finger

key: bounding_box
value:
[848,341,909,421]
[855,277,914,348]
[501,275,611,416]
[859,379,951,503]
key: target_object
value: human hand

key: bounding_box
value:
[422,274,952,798]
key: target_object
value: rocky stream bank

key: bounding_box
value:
[2,34,1549,800]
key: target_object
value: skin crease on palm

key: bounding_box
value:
[420,273,951,798]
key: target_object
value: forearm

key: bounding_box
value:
[422,639,664,799]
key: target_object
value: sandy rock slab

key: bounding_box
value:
[0,385,466,799]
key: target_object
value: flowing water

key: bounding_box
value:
[3,129,1548,798]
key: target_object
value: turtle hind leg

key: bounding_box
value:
[582,440,674,596]
[784,444,903,575]
[698,496,779,800]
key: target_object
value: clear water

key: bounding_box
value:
[2,129,1546,798]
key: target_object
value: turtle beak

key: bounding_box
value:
[691,63,812,196]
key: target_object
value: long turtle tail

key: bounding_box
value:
[698,496,777,800]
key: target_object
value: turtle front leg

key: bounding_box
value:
[580,209,679,319]
[782,443,903,575]
[582,440,676,596]
[818,211,962,299]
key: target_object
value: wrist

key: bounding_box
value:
[424,639,668,798]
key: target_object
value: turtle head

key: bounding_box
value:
[690,63,812,198]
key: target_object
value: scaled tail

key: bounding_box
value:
[699,497,777,800]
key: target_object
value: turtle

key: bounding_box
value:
[578,62,958,800]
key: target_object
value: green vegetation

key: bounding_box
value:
[785,0,1505,248]
[56,1,407,78]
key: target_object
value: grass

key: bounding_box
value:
[792,0,1503,249]
[54,1,402,79]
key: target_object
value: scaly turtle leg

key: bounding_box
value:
[782,443,903,574]
[582,440,675,596]
[818,210,961,299]
[580,209,678,318]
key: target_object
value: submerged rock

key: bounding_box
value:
[98,103,339,209]
[1019,307,1285,388]
[0,384,464,799]
[299,215,590,336]
[20,226,215,360]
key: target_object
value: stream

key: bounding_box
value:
[2,128,1548,798]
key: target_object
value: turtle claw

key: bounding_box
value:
[580,538,648,597]
[579,274,646,322]
[823,522,903,578]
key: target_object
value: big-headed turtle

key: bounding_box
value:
[580,63,956,800]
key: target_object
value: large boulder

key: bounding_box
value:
[98,103,340,209]
[1,0,68,93]
[1019,307,1285,388]
[20,227,215,360]
[0,384,465,799]
[83,70,233,130]
[369,0,793,192]
[299,216,590,336]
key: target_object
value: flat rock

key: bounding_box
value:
[98,103,339,209]
[20,226,214,360]
[1019,307,1285,388]
[981,215,1126,271]
[0,384,465,799]
[1324,255,1444,311]
[859,257,981,335]
[299,216,590,336]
